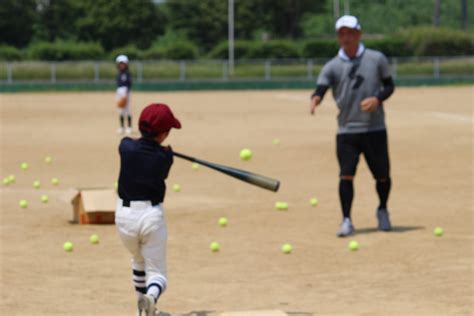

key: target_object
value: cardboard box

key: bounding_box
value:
[71,188,117,224]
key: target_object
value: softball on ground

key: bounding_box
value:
[19,199,28,208]
[310,197,319,206]
[44,156,53,164]
[33,180,41,189]
[114,181,118,190]
[20,162,29,170]
[63,241,73,252]
[434,227,444,237]
[239,148,253,161]
[272,138,280,145]
[210,241,220,252]
[218,217,228,227]
[281,243,293,254]
[192,163,200,170]
[275,201,289,211]
[51,177,59,185]
[172,184,181,192]
[348,240,359,251]
[40,195,49,203]
[3,177,10,185]
[8,175,15,183]
[89,234,100,244]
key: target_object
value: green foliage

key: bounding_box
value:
[301,13,334,38]
[162,41,198,60]
[28,41,105,61]
[76,0,164,50]
[153,28,190,48]
[0,45,23,61]
[109,45,143,61]
[148,31,199,60]
[247,40,301,59]
[397,27,474,56]
[34,0,83,42]
[350,0,473,34]
[364,38,413,57]
[141,47,166,60]
[0,0,36,47]
[2,0,473,60]
[302,39,339,58]
[166,0,326,52]
[166,0,227,52]
[207,41,256,59]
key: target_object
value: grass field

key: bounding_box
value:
[0,87,473,315]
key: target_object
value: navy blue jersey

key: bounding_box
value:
[116,69,132,90]
[118,137,173,203]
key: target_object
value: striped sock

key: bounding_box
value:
[133,270,146,297]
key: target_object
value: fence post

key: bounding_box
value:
[223,60,229,80]
[179,61,186,81]
[307,59,313,80]
[265,60,271,80]
[94,62,99,83]
[7,63,12,84]
[433,57,440,79]
[137,62,143,83]
[50,63,56,83]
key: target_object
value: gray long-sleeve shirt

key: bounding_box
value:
[317,46,392,134]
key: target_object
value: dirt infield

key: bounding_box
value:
[1,87,472,315]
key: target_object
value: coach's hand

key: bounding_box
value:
[360,97,380,112]
[310,96,321,115]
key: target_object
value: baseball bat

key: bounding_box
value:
[173,151,280,192]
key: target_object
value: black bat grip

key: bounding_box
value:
[173,151,196,162]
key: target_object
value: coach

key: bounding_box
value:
[309,15,395,237]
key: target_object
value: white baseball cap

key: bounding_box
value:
[115,55,129,64]
[335,15,361,31]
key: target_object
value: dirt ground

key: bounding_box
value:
[0,86,473,316]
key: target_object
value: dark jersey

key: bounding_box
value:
[118,137,173,204]
[116,69,132,90]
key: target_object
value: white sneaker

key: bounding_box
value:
[125,127,132,135]
[337,218,355,237]
[116,127,124,134]
[138,294,155,316]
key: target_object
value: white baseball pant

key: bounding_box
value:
[115,199,167,298]
[116,86,131,116]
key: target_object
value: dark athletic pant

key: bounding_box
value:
[337,130,391,219]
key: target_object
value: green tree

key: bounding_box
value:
[244,0,326,38]
[0,0,36,47]
[34,0,83,42]
[165,0,326,51]
[76,0,165,50]
[166,0,228,51]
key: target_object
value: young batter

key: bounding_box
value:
[310,15,395,237]
[115,103,181,315]
[115,54,133,135]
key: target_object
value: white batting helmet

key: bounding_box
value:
[115,55,129,64]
